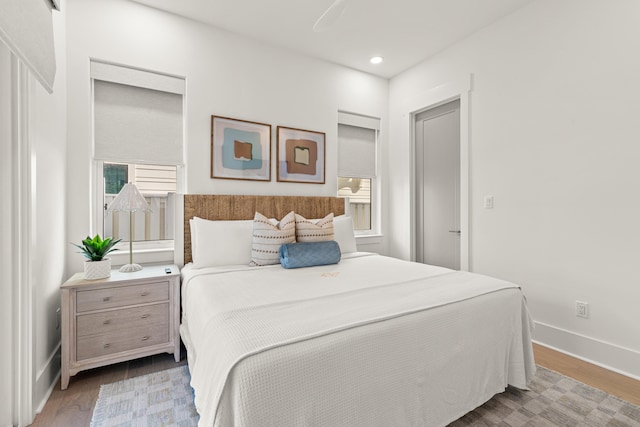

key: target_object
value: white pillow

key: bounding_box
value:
[189,217,253,268]
[334,215,357,253]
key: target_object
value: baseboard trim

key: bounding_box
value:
[34,342,61,414]
[533,321,640,381]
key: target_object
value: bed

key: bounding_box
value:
[178,195,536,427]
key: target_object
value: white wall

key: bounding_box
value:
[389,0,640,378]
[65,0,389,274]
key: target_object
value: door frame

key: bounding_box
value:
[408,75,471,271]
[8,55,35,427]
[0,51,36,426]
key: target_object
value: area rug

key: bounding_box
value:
[91,365,198,427]
[450,367,640,427]
[91,365,640,427]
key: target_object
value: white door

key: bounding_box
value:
[415,100,460,269]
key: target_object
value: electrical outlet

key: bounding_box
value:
[483,195,494,209]
[56,307,61,330]
[576,301,589,318]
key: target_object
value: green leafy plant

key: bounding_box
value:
[73,234,121,261]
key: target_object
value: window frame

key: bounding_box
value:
[337,114,381,237]
[89,61,186,264]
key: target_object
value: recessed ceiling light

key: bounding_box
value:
[370,56,383,65]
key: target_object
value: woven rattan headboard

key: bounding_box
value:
[182,194,346,264]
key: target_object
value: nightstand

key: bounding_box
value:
[60,264,180,390]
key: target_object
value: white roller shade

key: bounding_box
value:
[91,61,185,95]
[0,0,56,92]
[338,111,380,130]
[93,80,184,165]
[338,123,378,178]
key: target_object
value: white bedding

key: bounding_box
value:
[180,253,535,427]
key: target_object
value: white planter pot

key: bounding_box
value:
[84,258,112,280]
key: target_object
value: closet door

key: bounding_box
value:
[415,99,460,270]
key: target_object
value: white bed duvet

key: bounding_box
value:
[180,253,535,427]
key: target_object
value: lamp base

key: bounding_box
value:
[119,263,143,273]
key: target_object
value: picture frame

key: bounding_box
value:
[276,126,326,184]
[211,116,271,181]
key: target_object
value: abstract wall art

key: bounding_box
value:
[211,116,271,181]
[276,126,325,184]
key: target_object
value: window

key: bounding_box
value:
[91,61,184,251]
[102,162,177,242]
[337,112,380,234]
[337,177,372,231]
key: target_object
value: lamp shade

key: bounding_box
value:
[107,183,152,213]
[106,183,151,273]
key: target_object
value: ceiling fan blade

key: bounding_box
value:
[313,0,349,32]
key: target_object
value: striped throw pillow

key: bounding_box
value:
[250,211,296,266]
[295,213,334,242]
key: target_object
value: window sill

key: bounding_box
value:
[355,234,383,246]
[109,246,174,267]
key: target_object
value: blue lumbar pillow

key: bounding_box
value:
[279,240,341,269]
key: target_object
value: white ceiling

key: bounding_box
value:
[130,0,535,78]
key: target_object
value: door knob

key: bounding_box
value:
[448,230,461,234]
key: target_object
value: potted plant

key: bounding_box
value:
[73,234,121,280]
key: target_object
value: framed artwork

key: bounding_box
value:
[276,126,326,184]
[211,116,271,181]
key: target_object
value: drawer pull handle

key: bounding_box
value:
[141,336,150,341]
[103,297,111,302]
[141,314,150,319]
[141,292,150,297]
[103,320,111,325]
[104,343,111,349]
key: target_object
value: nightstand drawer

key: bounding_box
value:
[76,282,169,312]
[76,324,169,360]
[76,303,169,338]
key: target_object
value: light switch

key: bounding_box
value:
[483,195,494,209]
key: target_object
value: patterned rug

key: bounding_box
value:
[91,365,640,427]
[450,367,640,427]
[91,366,198,427]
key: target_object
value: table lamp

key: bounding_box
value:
[106,183,152,272]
